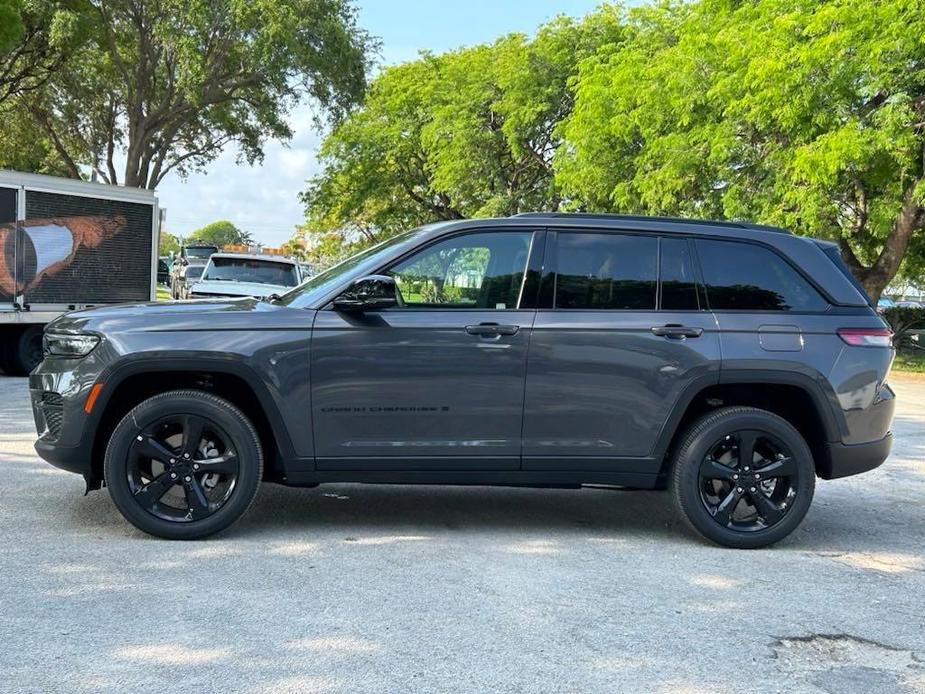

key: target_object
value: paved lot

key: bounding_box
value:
[1,376,924,694]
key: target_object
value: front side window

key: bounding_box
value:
[555,233,658,310]
[695,239,827,311]
[387,231,533,309]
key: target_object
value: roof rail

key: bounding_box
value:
[510,211,790,234]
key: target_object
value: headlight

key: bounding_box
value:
[43,332,100,358]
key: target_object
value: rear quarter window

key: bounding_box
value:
[695,239,828,311]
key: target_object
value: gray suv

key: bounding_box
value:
[30,214,895,547]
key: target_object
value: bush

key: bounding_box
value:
[882,307,925,349]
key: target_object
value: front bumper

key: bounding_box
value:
[815,432,893,480]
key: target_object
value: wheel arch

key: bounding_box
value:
[654,371,842,480]
[88,356,296,489]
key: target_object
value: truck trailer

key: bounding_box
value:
[0,170,159,375]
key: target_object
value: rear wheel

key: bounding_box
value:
[3,325,44,375]
[671,407,815,549]
[104,390,263,539]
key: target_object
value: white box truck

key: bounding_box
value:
[0,170,160,375]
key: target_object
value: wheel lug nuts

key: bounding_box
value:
[193,464,200,470]
[750,487,756,492]
[169,458,176,464]
[736,487,743,493]
[732,474,739,480]
[754,474,760,480]
[183,453,190,459]
[744,467,750,472]
[136,436,143,441]
[170,473,177,479]
[184,476,191,482]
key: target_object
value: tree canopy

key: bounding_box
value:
[302,0,925,298]
[187,220,252,248]
[301,7,625,256]
[1,0,375,188]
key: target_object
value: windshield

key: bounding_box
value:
[185,266,204,280]
[203,257,299,287]
[276,227,436,308]
[185,246,217,259]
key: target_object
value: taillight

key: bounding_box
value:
[837,327,892,347]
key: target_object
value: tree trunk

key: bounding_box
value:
[858,190,923,301]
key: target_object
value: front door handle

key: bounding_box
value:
[651,324,703,339]
[465,323,520,337]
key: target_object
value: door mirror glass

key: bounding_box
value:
[333,275,399,312]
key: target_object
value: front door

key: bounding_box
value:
[522,231,721,471]
[311,228,541,470]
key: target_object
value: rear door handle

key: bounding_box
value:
[651,324,703,339]
[465,323,520,337]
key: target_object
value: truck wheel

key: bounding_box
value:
[5,325,44,375]
[104,390,263,540]
[670,407,815,549]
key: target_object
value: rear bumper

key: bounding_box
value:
[815,433,893,480]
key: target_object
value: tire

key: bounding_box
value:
[670,406,815,549]
[5,325,44,375]
[104,390,263,540]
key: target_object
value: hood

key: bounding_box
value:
[47,297,313,335]
[189,280,294,298]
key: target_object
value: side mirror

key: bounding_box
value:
[333,275,399,312]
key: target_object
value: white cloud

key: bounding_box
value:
[155,103,323,246]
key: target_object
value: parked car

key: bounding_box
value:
[187,253,302,299]
[157,257,171,285]
[31,213,894,547]
[876,297,896,313]
[895,300,923,309]
[176,264,205,299]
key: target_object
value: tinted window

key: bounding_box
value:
[203,257,299,287]
[388,231,533,309]
[696,239,827,311]
[660,238,699,310]
[555,233,657,310]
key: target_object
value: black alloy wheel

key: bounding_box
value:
[698,430,798,532]
[105,391,262,539]
[671,407,815,548]
[127,413,240,522]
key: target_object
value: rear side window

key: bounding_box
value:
[695,239,827,311]
[660,238,699,310]
[555,233,657,310]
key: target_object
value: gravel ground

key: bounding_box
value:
[0,375,923,694]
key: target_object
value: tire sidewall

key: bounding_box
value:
[104,391,262,540]
[673,409,816,549]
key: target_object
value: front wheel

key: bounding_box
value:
[671,407,815,549]
[104,390,263,539]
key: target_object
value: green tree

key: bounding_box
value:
[188,220,252,248]
[0,0,25,56]
[302,8,624,245]
[18,0,374,187]
[158,229,180,256]
[557,0,925,299]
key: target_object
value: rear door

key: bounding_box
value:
[522,231,721,471]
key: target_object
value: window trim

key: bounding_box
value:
[368,227,543,311]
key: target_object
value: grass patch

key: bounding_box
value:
[893,350,925,373]
[155,285,172,301]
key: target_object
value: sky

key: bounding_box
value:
[156,0,608,246]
